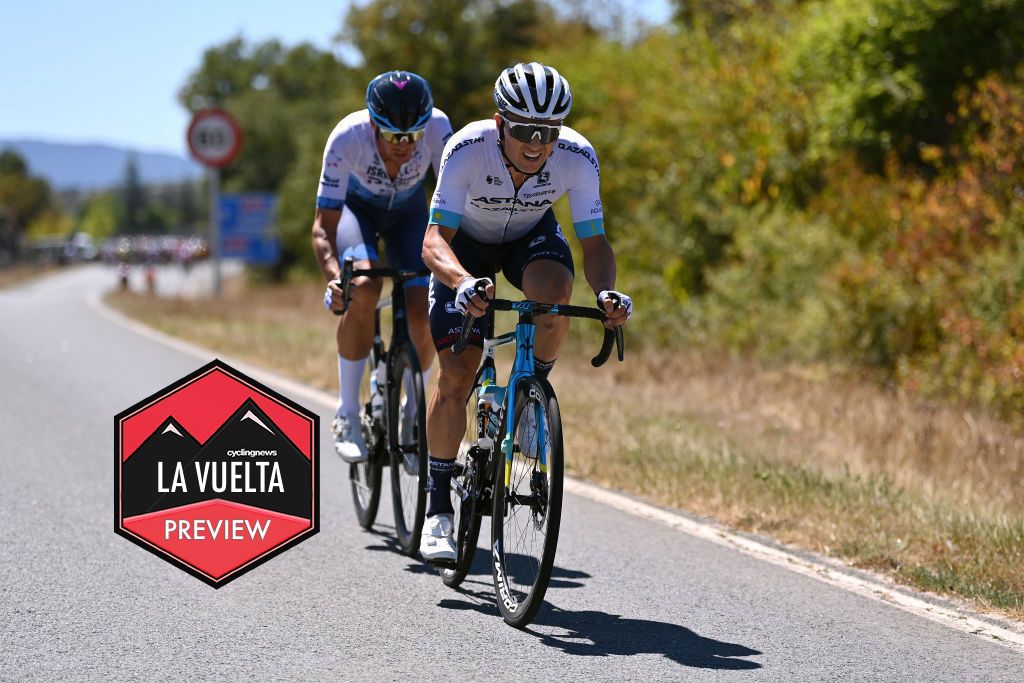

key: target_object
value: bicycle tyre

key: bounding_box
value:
[491,376,563,628]
[349,351,385,529]
[388,345,428,555]
[441,379,486,587]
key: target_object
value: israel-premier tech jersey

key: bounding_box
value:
[428,119,605,244]
[315,108,452,212]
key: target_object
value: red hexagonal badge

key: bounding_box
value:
[115,359,318,587]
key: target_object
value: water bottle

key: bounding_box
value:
[477,385,505,444]
[369,361,385,420]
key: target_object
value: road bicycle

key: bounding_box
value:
[335,256,430,556]
[438,287,624,627]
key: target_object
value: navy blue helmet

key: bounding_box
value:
[365,71,433,131]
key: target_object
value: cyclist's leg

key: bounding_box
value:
[335,202,384,363]
[379,187,434,378]
[423,233,497,538]
[503,210,575,376]
[332,202,383,461]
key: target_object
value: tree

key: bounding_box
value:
[119,155,149,233]
[0,150,52,258]
[79,193,119,240]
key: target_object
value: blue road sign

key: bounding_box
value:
[218,193,280,265]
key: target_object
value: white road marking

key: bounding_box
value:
[90,291,1024,655]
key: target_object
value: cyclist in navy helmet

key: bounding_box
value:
[313,70,453,464]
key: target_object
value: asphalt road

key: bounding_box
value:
[2,265,1022,681]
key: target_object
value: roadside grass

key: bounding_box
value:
[107,281,1024,620]
[0,263,63,290]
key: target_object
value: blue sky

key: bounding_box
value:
[0,1,671,158]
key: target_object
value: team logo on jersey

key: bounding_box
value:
[114,360,319,588]
[535,171,551,186]
[485,175,504,186]
[445,301,459,314]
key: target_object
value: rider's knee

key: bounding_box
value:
[437,356,477,396]
[348,276,383,308]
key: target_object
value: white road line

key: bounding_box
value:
[90,292,1024,655]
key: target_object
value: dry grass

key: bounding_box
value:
[0,263,63,290]
[106,280,1024,620]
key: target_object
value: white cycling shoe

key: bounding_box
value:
[332,413,368,464]
[420,513,456,562]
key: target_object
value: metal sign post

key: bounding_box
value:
[209,168,221,297]
[188,109,242,299]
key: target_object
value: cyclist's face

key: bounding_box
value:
[373,125,417,164]
[495,113,559,175]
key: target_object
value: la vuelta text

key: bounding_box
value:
[157,460,284,494]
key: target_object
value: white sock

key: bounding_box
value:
[338,355,367,417]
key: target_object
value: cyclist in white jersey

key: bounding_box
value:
[418,62,633,560]
[312,70,453,463]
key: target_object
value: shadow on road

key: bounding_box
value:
[524,604,763,670]
[433,551,762,671]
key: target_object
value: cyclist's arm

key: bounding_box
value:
[579,233,617,295]
[312,123,355,282]
[422,223,471,288]
[311,208,342,282]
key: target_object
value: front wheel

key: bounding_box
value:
[491,376,563,628]
[389,345,428,556]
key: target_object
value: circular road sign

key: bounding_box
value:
[187,109,243,168]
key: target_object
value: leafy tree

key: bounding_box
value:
[339,0,560,127]
[79,193,119,240]
[791,0,1024,169]
[0,150,52,248]
[118,155,150,233]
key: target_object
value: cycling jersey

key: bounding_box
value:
[316,108,453,212]
[428,119,605,244]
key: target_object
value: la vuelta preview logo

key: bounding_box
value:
[115,359,319,587]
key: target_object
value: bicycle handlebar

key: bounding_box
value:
[331,256,431,316]
[451,283,626,367]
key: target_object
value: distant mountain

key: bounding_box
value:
[0,139,203,191]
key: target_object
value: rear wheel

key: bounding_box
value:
[349,351,384,529]
[389,346,428,555]
[491,376,563,628]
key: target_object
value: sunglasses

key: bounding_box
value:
[502,116,561,144]
[378,128,426,144]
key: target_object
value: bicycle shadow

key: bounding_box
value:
[524,604,763,670]
[436,562,762,671]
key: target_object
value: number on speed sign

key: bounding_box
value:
[187,110,242,168]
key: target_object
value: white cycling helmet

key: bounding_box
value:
[493,62,572,121]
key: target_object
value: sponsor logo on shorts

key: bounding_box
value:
[529,235,546,248]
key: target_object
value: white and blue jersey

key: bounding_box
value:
[316,108,452,212]
[427,119,604,244]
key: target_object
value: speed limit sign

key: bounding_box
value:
[187,109,243,168]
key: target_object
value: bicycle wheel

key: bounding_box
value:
[388,345,428,555]
[350,351,385,529]
[441,378,486,588]
[491,376,563,628]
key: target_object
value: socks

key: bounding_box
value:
[534,357,556,380]
[426,456,455,517]
[337,355,367,417]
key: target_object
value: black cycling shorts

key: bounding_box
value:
[428,209,575,351]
